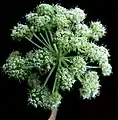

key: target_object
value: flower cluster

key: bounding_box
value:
[100,63,112,76]
[79,71,101,99]
[75,24,92,38]
[25,48,55,72]
[54,28,75,52]
[2,51,30,80]
[28,85,62,110]
[11,23,32,41]
[70,56,87,77]
[69,7,86,23]
[3,48,55,81]
[3,3,112,110]
[57,67,76,91]
[36,4,55,16]
[54,14,70,29]
[26,13,52,32]
[54,4,67,15]
[90,21,106,41]
[77,41,112,76]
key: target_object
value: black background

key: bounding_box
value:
[0,0,117,119]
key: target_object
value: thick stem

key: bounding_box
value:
[48,107,58,120]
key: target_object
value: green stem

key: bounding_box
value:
[40,32,55,53]
[45,30,51,47]
[58,49,62,68]
[52,77,58,93]
[33,33,49,48]
[43,65,56,86]
[62,56,75,59]
[25,36,42,49]
[64,58,71,63]
[86,66,100,69]
[52,62,59,93]
[61,60,68,68]
[62,50,68,57]
[60,47,62,57]
[53,44,58,54]
[48,29,53,43]
[48,29,57,54]
[40,32,49,46]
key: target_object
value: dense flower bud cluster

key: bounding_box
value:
[3,51,30,80]
[90,21,106,41]
[56,67,76,91]
[70,56,87,76]
[68,7,86,23]
[28,85,62,110]
[25,48,55,72]
[79,71,101,99]
[3,4,112,110]
[36,4,55,16]
[11,23,32,41]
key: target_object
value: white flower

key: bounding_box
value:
[11,23,31,40]
[68,7,86,23]
[80,71,101,99]
[101,63,112,76]
[90,21,106,41]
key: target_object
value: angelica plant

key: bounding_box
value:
[2,3,112,119]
